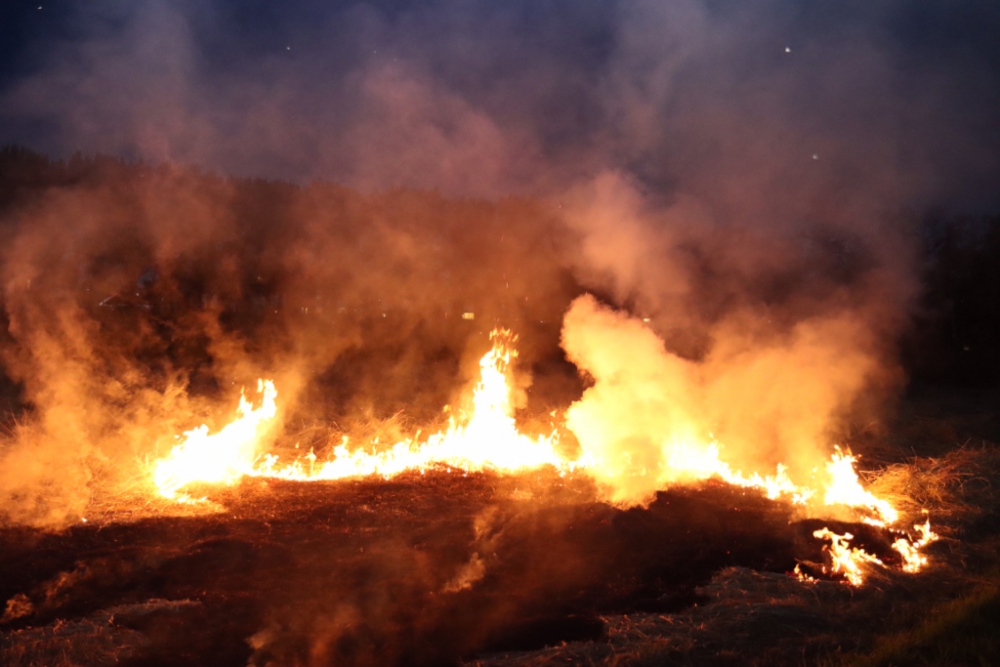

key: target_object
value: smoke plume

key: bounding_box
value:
[562,294,884,506]
[0,0,997,525]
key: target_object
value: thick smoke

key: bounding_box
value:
[0,157,577,525]
[0,0,997,525]
[562,294,883,506]
[555,168,909,505]
[0,5,997,667]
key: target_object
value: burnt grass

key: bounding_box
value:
[0,469,912,667]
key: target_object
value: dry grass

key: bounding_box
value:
[0,599,203,667]
[868,444,1000,534]
[5,423,1000,666]
[835,578,1000,667]
[1,611,140,667]
[469,445,1000,667]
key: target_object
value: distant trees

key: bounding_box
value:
[904,213,1000,386]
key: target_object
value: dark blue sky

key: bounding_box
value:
[1,0,998,212]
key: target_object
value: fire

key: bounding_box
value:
[287,329,566,479]
[823,447,898,526]
[893,519,938,573]
[808,518,940,585]
[812,528,885,586]
[149,328,938,584]
[153,379,278,500]
[153,331,564,498]
[660,441,812,504]
[809,519,939,585]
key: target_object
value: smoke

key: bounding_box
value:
[561,294,884,506]
[6,2,995,198]
[0,0,996,525]
[0,8,996,667]
[0,169,241,525]
[0,157,578,525]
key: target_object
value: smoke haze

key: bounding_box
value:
[0,0,998,523]
[2,1,998,199]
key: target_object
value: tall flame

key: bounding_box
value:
[277,329,565,480]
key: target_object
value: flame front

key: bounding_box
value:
[152,331,563,499]
[153,379,278,500]
[824,448,898,525]
[281,330,565,480]
[149,329,938,584]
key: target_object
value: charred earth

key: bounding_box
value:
[0,470,905,667]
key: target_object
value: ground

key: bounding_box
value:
[2,389,999,667]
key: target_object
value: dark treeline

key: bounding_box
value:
[903,213,1000,388]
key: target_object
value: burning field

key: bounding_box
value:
[0,151,998,667]
[1,1,1000,663]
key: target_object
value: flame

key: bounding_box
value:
[823,447,898,526]
[302,330,564,478]
[148,329,938,584]
[792,563,818,583]
[153,379,277,500]
[892,519,939,573]
[153,331,564,499]
[659,440,813,505]
[812,528,885,586]
[809,518,939,585]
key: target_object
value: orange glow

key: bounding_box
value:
[149,329,938,585]
[153,331,565,499]
[792,563,818,583]
[893,519,938,573]
[297,329,565,478]
[153,379,277,500]
[812,528,885,586]
[823,447,898,526]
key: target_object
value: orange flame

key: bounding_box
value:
[294,329,565,479]
[823,447,898,526]
[893,519,938,573]
[149,329,938,584]
[152,379,277,500]
[812,528,885,586]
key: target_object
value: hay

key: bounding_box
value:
[468,447,1000,667]
[868,444,1000,534]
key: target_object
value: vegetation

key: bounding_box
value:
[0,146,998,665]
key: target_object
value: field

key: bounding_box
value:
[2,389,998,667]
[0,151,998,667]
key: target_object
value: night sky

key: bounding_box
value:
[0,0,998,211]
